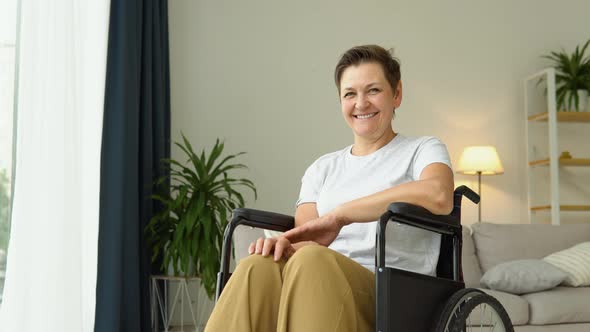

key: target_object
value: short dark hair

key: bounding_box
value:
[334,45,401,94]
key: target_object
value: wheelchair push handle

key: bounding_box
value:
[454,185,480,204]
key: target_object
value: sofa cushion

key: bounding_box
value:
[471,223,590,272]
[480,289,530,325]
[544,242,590,287]
[480,259,568,294]
[462,226,483,288]
[522,286,590,325]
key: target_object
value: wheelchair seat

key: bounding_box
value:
[215,185,513,332]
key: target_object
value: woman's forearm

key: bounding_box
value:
[333,179,453,225]
[332,176,454,226]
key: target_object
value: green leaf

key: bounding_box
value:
[201,209,212,241]
[205,139,224,172]
[208,153,245,181]
[192,225,201,262]
[164,158,198,180]
[183,191,203,231]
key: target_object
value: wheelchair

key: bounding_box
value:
[215,185,514,332]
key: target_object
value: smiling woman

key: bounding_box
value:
[339,62,401,155]
[205,45,455,332]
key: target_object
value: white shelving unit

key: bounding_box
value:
[524,68,590,225]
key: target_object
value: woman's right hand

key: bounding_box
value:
[247,236,300,261]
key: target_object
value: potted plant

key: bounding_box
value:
[145,134,256,299]
[542,39,590,112]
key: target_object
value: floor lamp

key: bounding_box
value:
[456,146,504,222]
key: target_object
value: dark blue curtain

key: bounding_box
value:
[95,0,170,331]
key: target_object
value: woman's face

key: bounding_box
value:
[339,62,402,142]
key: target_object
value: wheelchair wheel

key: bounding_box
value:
[433,288,514,332]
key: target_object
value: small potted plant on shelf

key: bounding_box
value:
[542,39,590,112]
[145,133,256,300]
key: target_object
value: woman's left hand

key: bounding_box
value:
[282,212,346,247]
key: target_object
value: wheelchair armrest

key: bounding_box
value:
[386,202,461,235]
[376,202,463,278]
[231,208,295,232]
[217,208,295,301]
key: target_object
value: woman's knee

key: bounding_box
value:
[234,254,283,276]
[285,244,337,270]
[238,253,277,267]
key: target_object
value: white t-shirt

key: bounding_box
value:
[296,134,452,276]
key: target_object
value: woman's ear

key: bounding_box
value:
[393,80,403,107]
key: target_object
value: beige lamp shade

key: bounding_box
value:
[456,146,504,175]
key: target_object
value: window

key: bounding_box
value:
[0,0,18,304]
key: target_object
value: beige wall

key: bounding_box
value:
[169,0,590,226]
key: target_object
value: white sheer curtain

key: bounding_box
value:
[0,1,110,331]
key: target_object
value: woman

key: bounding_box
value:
[205,45,454,332]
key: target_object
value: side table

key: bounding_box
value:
[150,275,201,332]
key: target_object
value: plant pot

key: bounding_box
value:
[559,89,589,112]
[166,257,196,277]
[577,90,588,112]
[562,89,588,112]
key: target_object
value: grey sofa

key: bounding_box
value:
[463,222,590,331]
[232,222,590,331]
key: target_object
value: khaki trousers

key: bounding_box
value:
[205,244,375,332]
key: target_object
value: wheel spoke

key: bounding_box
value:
[440,292,512,332]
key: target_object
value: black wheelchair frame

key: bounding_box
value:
[215,185,512,332]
